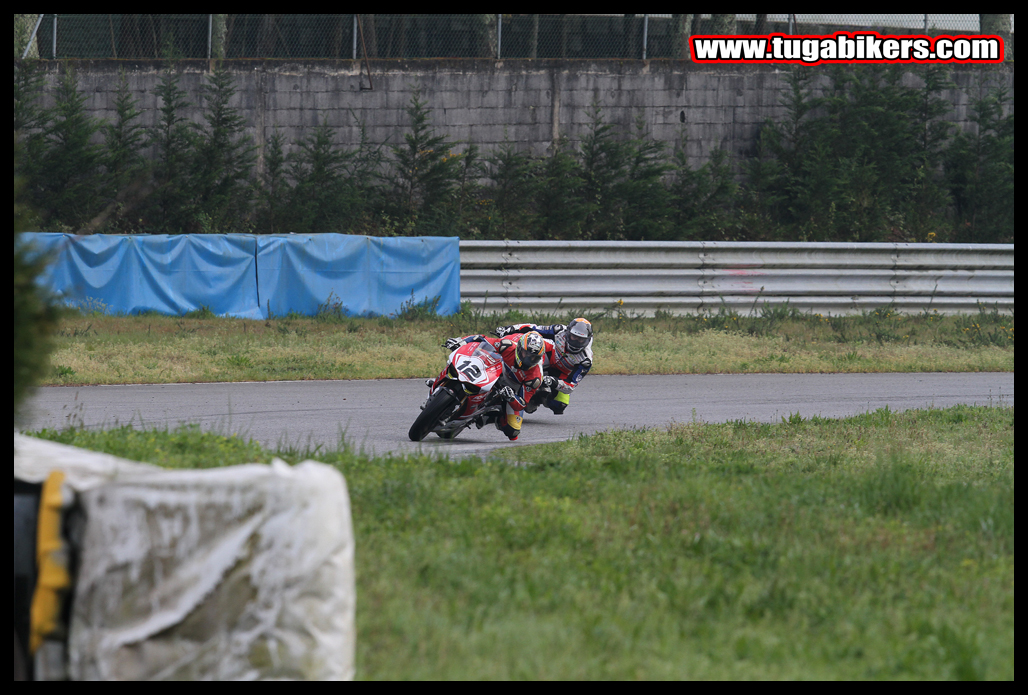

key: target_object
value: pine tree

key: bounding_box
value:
[578,104,625,239]
[34,66,103,230]
[739,125,787,240]
[259,127,288,234]
[619,117,673,240]
[904,65,955,240]
[13,60,48,220]
[344,112,386,228]
[387,89,461,225]
[944,75,1014,243]
[190,62,256,232]
[486,136,540,238]
[145,68,195,234]
[99,72,147,232]
[103,72,145,195]
[536,138,589,239]
[286,121,355,234]
[669,137,737,240]
[14,60,48,135]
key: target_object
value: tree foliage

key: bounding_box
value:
[486,136,540,238]
[143,68,195,234]
[31,67,104,230]
[14,141,61,417]
[746,65,1011,243]
[190,62,256,232]
[943,73,1014,243]
[11,63,1013,243]
[284,121,355,234]
[386,88,463,230]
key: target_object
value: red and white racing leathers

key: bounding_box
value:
[446,334,542,440]
[496,323,592,410]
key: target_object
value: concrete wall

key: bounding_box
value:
[30,59,1014,172]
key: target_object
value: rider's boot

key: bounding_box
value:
[499,411,522,441]
[545,391,570,415]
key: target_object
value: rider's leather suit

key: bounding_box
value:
[495,323,593,413]
[445,334,542,440]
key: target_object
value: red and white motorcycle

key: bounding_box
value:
[408,340,525,442]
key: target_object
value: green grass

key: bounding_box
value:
[27,404,1014,679]
[43,302,1013,385]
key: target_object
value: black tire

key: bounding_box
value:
[409,387,462,441]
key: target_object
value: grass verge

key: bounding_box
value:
[27,404,1014,679]
[44,303,1013,385]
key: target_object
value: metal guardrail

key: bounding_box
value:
[459,241,1014,316]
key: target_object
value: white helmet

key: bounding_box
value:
[564,318,592,353]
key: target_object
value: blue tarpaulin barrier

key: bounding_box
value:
[24,233,460,318]
[29,233,263,318]
[256,234,460,317]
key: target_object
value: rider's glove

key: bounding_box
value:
[444,337,463,351]
[542,375,557,392]
[493,326,512,337]
[497,385,516,402]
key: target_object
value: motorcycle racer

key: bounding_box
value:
[440,331,545,440]
[493,318,593,415]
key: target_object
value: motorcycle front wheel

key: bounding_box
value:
[408,387,462,441]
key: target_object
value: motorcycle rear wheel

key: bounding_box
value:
[409,387,462,441]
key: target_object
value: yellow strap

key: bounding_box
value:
[30,471,71,654]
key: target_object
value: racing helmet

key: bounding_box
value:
[565,318,593,353]
[514,331,545,369]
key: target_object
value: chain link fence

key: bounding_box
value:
[15,14,1014,60]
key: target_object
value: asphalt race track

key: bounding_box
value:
[19,373,1014,460]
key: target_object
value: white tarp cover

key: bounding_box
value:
[14,433,355,680]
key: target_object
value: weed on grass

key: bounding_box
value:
[25,405,1014,679]
[182,305,216,320]
[394,292,442,321]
